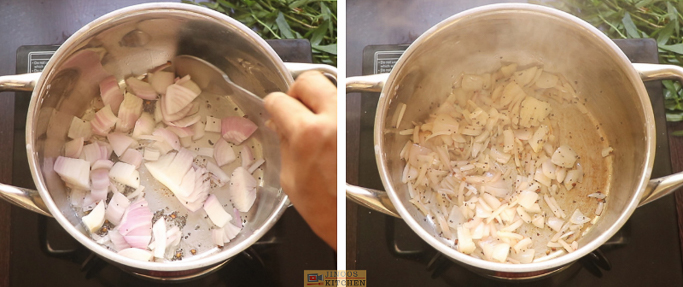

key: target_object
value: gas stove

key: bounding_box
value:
[1,8,334,286]
[345,2,683,284]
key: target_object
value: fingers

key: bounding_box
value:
[288,71,336,114]
[263,92,312,137]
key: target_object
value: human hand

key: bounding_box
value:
[263,71,337,250]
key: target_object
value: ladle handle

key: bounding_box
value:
[345,73,399,217]
[634,63,683,206]
[0,72,41,92]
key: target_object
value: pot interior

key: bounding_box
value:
[377,4,653,271]
[28,4,289,271]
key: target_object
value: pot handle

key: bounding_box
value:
[345,73,400,217]
[283,62,337,82]
[0,72,41,92]
[633,63,683,206]
[0,184,51,217]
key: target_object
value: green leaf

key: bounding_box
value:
[667,112,683,122]
[312,43,337,55]
[289,0,311,8]
[622,13,641,38]
[657,21,675,45]
[659,43,683,54]
[309,20,328,45]
[275,12,295,39]
[320,2,332,21]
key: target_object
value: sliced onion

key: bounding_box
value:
[167,126,194,138]
[166,226,182,248]
[205,116,221,133]
[118,248,153,261]
[223,222,241,241]
[92,159,114,170]
[164,83,199,114]
[175,75,202,95]
[170,113,201,128]
[132,113,155,139]
[82,200,106,233]
[547,216,564,232]
[109,162,140,188]
[54,156,90,190]
[212,228,226,246]
[107,132,135,156]
[106,192,131,226]
[518,190,538,209]
[126,77,158,100]
[152,217,167,258]
[206,161,229,187]
[241,146,255,168]
[153,127,181,151]
[145,149,193,198]
[149,71,174,95]
[68,117,92,140]
[570,209,590,225]
[175,167,209,212]
[143,147,161,161]
[109,227,130,251]
[116,92,143,133]
[64,137,84,158]
[160,97,196,122]
[192,121,205,140]
[229,167,258,212]
[214,139,236,167]
[100,75,124,114]
[91,105,118,136]
[233,208,242,228]
[221,117,257,145]
[90,169,110,201]
[551,145,578,168]
[120,149,143,169]
[119,197,153,248]
[204,194,232,228]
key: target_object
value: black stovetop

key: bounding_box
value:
[347,35,683,286]
[8,39,334,287]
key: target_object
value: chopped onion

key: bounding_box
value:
[491,243,510,263]
[82,200,106,233]
[164,83,199,114]
[68,117,93,140]
[119,197,153,248]
[109,227,130,251]
[214,139,236,167]
[224,222,241,240]
[221,116,257,144]
[143,147,160,161]
[192,121,205,140]
[109,162,140,188]
[90,169,110,201]
[247,159,265,174]
[145,149,194,199]
[206,161,230,187]
[551,145,578,168]
[570,209,590,225]
[151,217,167,258]
[149,71,174,95]
[116,92,143,132]
[153,127,180,151]
[100,75,124,114]
[205,116,221,132]
[547,216,564,232]
[106,192,131,226]
[233,208,242,228]
[118,248,153,262]
[518,190,538,209]
[203,194,232,228]
[64,137,84,158]
[132,113,155,139]
[54,156,90,190]
[107,132,135,156]
[120,149,143,168]
[126,77,158,100]
[167,126,194,138]
[564,168,583,191]
[91,105,118,136]
[170,113,201,128]
[212,228,226,246]
[240,146,255,167]
[230,167,258,212]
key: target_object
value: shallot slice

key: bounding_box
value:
[82,200,106,233]
[100,75,124,114]
[230,167,258,212]
[214,139,236,167]
[54,156,90,190]
[164,83,199,114]
[126,77,158,100]
[116,92,143,133]
[106,192,131,226]
[221,116,257,144]
[64,137,84,158]
[203,194,232,228]
[91,105,118,136]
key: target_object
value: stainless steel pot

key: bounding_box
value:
[347,3,683,278]
[0,3,335,280]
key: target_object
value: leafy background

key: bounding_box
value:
[542,0,683,124]
[183,0,337,66]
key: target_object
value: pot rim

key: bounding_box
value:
[25,2,291,272]
[374,3,655,273]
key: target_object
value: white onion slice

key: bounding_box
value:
[64,137,84,158]
[203,194,232,228]
[82,200,106,233]
[132,113,155,139]
[125,77,158,100]
[153,127,181,151]
[229,167,258,212]
[151,217,167,258]
[547,216,564,232]
[107,132,135,156]
[91,105,118,136]
[109,162,140,188]
[221,116,257,144]
[214,139,236,167]
[569,209,590,225]
[551,145,578,168]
